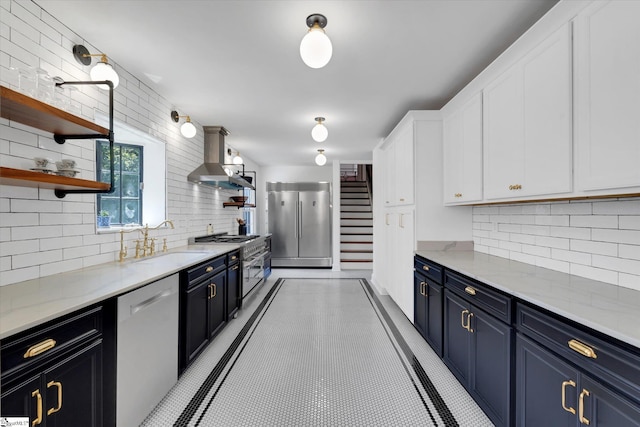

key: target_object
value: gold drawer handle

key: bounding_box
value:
[422,265,430,272]
[468,312,474,333]
[464,286,476,296]
[561,380,576,415]
[212,283,217,298]
[508,184,522,190]
[205,266,214,273]
[47,381,63,415]
[399,198,405,202]
[568,339,597,359]
[231,255,237,260]
[231,265,239,271]
[461,309,470,330]
[579,389,590,425]
[24,339,56,358]
[32,389,43,426]
[454,193,462,198]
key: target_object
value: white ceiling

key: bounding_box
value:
[35,0,558,167]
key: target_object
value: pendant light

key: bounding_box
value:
[171,110,197,138]
[315,149,327,166]
[311,117,328,142]
[72,45,119,90]
[300,14,333,69]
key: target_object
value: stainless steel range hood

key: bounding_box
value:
[187,126,254,190]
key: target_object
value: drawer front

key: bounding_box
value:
[186,255,226,285]
[414,256,443,285]
[445,271,512,324]
[517,303,640,404]
[1,306,103,377]
[227,250,241,265]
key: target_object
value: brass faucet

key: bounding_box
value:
[118,220,175,262]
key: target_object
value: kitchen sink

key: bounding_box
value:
[131,251,211,265]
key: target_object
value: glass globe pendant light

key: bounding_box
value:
[300,14,332,69]
[311,117,328,142]
[180,118,197,138]
[315,149,327,166]
[89,55,120,90]
[233,152,244,164]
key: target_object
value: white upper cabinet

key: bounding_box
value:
[383,121,415,207]
[575,1,640,193]
[483,22,573,201]
[443,92,483,205]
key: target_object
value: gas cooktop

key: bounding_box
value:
[191,233,260,244]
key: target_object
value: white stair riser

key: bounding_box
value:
[341,234,373,242]
[341,261,373,270]
[340,212,373,219]
[341,252,373,261]
[341,226,373,234]
[341,242,373,251]
[341,205,372,212]
[341,219,373,227]
[341,199,370,205]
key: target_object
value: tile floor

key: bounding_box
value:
[142,269,493,426]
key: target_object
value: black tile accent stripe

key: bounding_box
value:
[173,278,284,427]
[359,279,460,427]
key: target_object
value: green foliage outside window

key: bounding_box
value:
[97,141,143,226]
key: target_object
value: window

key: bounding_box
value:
[97,141,143,226]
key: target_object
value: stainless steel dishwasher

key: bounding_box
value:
[117,273,179,427]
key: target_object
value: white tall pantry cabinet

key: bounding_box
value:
[372,112,472,320]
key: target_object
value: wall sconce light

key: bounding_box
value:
[233,152,244,165]
[300,14,333,69]
[72,45,120,90]
[311,117,328,142]
[171,110,197,138]
[315,149,327,166]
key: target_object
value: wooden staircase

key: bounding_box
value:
[340,181,373,270]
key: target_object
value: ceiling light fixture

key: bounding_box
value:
[72,44,119,90]
[171,110,197,138]
[315,149,327,166]
[300,14,333,69]
[311,117,328,142]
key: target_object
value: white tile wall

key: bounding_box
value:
[0,0,245,286]
[473,198,640,291]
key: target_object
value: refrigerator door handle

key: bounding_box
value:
[299,201,302,238]
[295,199,299,239]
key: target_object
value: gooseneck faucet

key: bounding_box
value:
[118,220,175,262]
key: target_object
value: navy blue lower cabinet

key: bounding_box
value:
[516,334,577,426]
[444,289,512,427]
[414,271,443,356]
[516,334,640,426]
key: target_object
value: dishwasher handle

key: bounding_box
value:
[130,289,174,316]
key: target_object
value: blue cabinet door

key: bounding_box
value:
[443,290,471,385]
[426,282,443,357]
[413,271,428,339]
[580,376,640,427]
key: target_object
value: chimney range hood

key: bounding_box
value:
[187,126,255,190]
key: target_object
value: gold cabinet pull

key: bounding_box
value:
[399,198,405,202]
[467,312,474,333]
[212,283,217,298]
[561,380,576,415]
[32,389,43,426]
[508,184,522,190]
[579,389,590,425]
[461,309,470,330]
[47,381,63,415]
[24,339,56,358]
[464,286,477,296]
[454,193,462,198]
[231,255,237,260]
[231,265,239,271]
[422,265,430,272]
[568,339,597,359]
[207,284,212,299]
[205,266,214,273]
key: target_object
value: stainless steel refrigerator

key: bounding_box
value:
[267,182,332,267]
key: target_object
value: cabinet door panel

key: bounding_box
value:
[413,272,428,338]
[0,375,41,423]
[516,335,576,427]
[184,282,209,365]
[44,340,103,427]
[227,264,240,320]
[470,308,512,427]
[394,125,414,205]
[208,270,226,338]
[577,1,640,191]
[580,376,640,427]
[443,291,470,384]
[426,282,443,357]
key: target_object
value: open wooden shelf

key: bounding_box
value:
[1,86,108,136]
[223,202,256,208]
[0,167,110,192]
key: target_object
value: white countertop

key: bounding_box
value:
[415,250,640,350]
[0,244,239,340]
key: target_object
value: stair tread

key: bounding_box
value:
[340,259,373,262]
[341,250,373,253]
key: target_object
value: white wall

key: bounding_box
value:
[261,165,332,184]
[0,0,247,285]
[473,198,640,291]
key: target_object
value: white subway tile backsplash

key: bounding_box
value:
[1,212,39,226]
[40,258,82,276]
[474,198,640,290]
[12,225,62,241]
[64,244,100,260]
[1,266,40,285]
[40,236,83,251]
[11,199,62,213]
[13,249,62,268]
[39,213,83,225]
